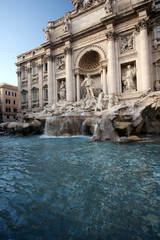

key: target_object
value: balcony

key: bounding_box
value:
[21,102,28,109]
[32,100,39,108]
[32,75,39,83]
[21,79,28,86]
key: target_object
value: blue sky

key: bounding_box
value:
[0,0,73,86]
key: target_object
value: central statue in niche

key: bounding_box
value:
[81,74,95,101]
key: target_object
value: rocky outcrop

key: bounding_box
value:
[1,91,160,141]
[0,119,45,136]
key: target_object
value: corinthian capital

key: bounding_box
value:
[135,19,149,34]
[64,47,72,55]
[44,54,54,61]
[138,19,148,30]
[106,31,116,41]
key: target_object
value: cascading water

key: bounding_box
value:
[44,115,91,137]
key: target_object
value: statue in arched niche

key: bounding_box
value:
[122,64,136,92]
[58,81,66,100]
[81,74,95,101]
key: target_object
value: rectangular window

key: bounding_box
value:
[13,108,17,113]
[13,100,16,104]
[157,26,160,38]
[12,92,17,97]
[156,3,160,9]
[33,91,38,101]
[22,69,26,79]
[45,63,48,72]
[44,89,48,99]
[7,115,10,119]
[6,91,10,96]
[6,99,10,104]
[22,93,27,102]
[32,66,37,75]
[6,107,11,112]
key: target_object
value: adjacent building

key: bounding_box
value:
[0,83,18,123]
[16,0,160,113]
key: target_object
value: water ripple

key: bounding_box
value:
[0,135,160,239]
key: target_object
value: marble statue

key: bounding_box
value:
[82,0,93,9]
[81,74,95,100]
[71,0,81,12]
[122,65,136,92]
[71,0,94,12]
[43,27,51,42]
[154,80,160,91]
[63,13,70,33]
[95,91,104,111]
[105,0,113,14]
[108,93,118,109]
[58,81,66,100]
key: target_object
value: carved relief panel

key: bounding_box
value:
[120,33,134,54]
[56,58,65,71]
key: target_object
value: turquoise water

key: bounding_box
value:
[0,135,160,240]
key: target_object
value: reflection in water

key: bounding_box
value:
[0,135,160,240]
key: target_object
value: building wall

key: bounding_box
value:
[16,0,160,113]
[0,84,18,123]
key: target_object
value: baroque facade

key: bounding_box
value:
[16,0,160,113]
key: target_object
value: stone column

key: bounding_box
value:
[138,19,152,90]
[17,68,21,111]
[27,64,32,110]
[106,31,117,94]
[47,55,53,105]
[38,62,43,108]
[102,66,107,95]
[52,59,57,103]
[64,45,73,102]
[75,70,80,101]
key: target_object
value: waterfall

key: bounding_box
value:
[93,124,98,138]
[92,119,101,139]
[43,115,90,137]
